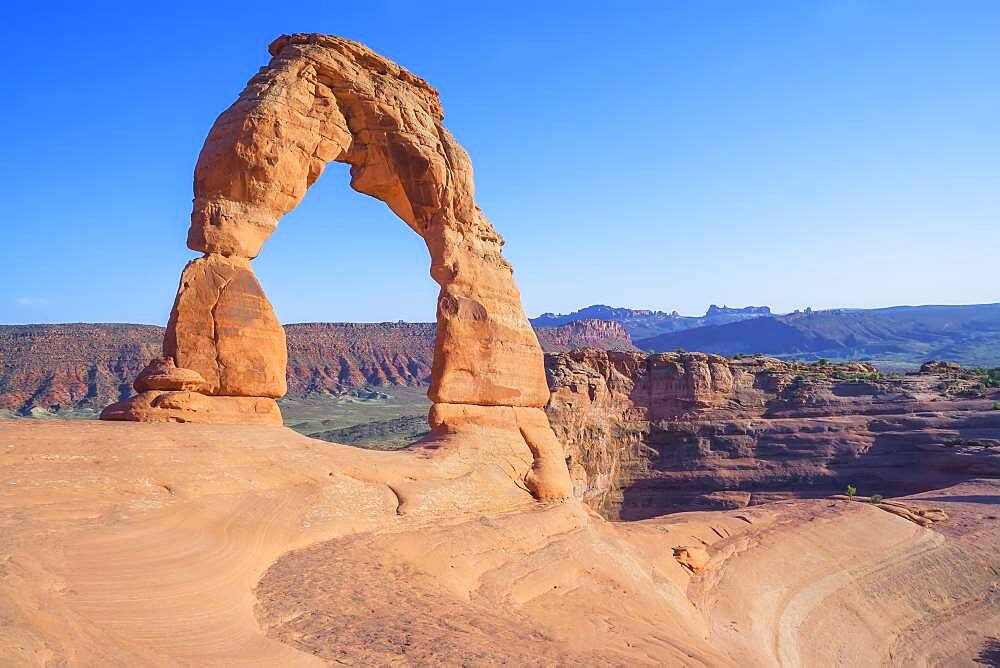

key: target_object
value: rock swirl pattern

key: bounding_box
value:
[101,33,572,500]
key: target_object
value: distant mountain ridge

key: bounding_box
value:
[531,304,772,339]
[0,320,634,415]
[636,302,1000,369]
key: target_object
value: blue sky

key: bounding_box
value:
[5,1,998,325]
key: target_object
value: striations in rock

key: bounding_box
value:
[545,349,1000,519]
[0,324,162,414]
[534,319,635,353]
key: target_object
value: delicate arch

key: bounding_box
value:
[189,33,548,408]
[103,34,572,500]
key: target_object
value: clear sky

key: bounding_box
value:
[5,1,998,325]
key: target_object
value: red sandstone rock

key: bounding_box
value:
[188,33,550,409]
[133,357,209,393]
[545,349,1000,518]
[101,34,573,501]
[533,320,635,353]
[100,390,281,425]
[164,254,286,398]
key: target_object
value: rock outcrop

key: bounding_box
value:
[163,254,287,398]
[100,34,572,500]
[545,350,1000,518]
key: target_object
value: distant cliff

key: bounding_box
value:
[0,324,163,414]
[0,320,634,413]
[544,349,1000,519]
[531,304,771,339]
[534,319,633,352]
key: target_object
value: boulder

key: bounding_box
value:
[164,254,286,398]
[100,390,281,425]
[133,357,208,393]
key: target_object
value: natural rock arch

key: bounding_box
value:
[102,34,572,500]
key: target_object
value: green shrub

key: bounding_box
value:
[944,437,964,446]
[870,494,883,503]
[846,484,857,500]
[675,347,684,354]
[818,358,831,365]
[993,402,1000,411]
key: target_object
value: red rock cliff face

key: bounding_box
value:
[545,349,1000,519]
[534,320,634,353]
[0,325,163,413]
[0,322,631,412]
[285,323,437,395]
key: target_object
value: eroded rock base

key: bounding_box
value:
[100,391,281,425]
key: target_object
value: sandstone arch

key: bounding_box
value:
[102,33,572,500]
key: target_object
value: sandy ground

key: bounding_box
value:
[0,420,997,665]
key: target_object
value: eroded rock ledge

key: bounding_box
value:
[545,349,1000,518]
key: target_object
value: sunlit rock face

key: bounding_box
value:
[101,33,571,501]
[545,349,1000,518]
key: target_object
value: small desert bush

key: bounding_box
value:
[846,484,857,499]
[993,402,1000,411]
[870,494,883,503]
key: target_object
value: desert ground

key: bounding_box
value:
[2,419,997,665]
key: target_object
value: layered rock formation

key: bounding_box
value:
[546,350,1000,518]
[0,324,162,414]
[101,33,572,499]
[0,321,631,413]
[533,319,633,352]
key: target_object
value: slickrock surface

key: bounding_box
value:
[0,321,630,414]
[1,420,996,664]
[545,349,1000,518]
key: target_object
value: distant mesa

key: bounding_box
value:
[635,302,1000,368]
[531,303,773,339]
[99,33,573,500]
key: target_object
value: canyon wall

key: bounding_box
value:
[545,350,1000,518]
[0,321,633,413]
